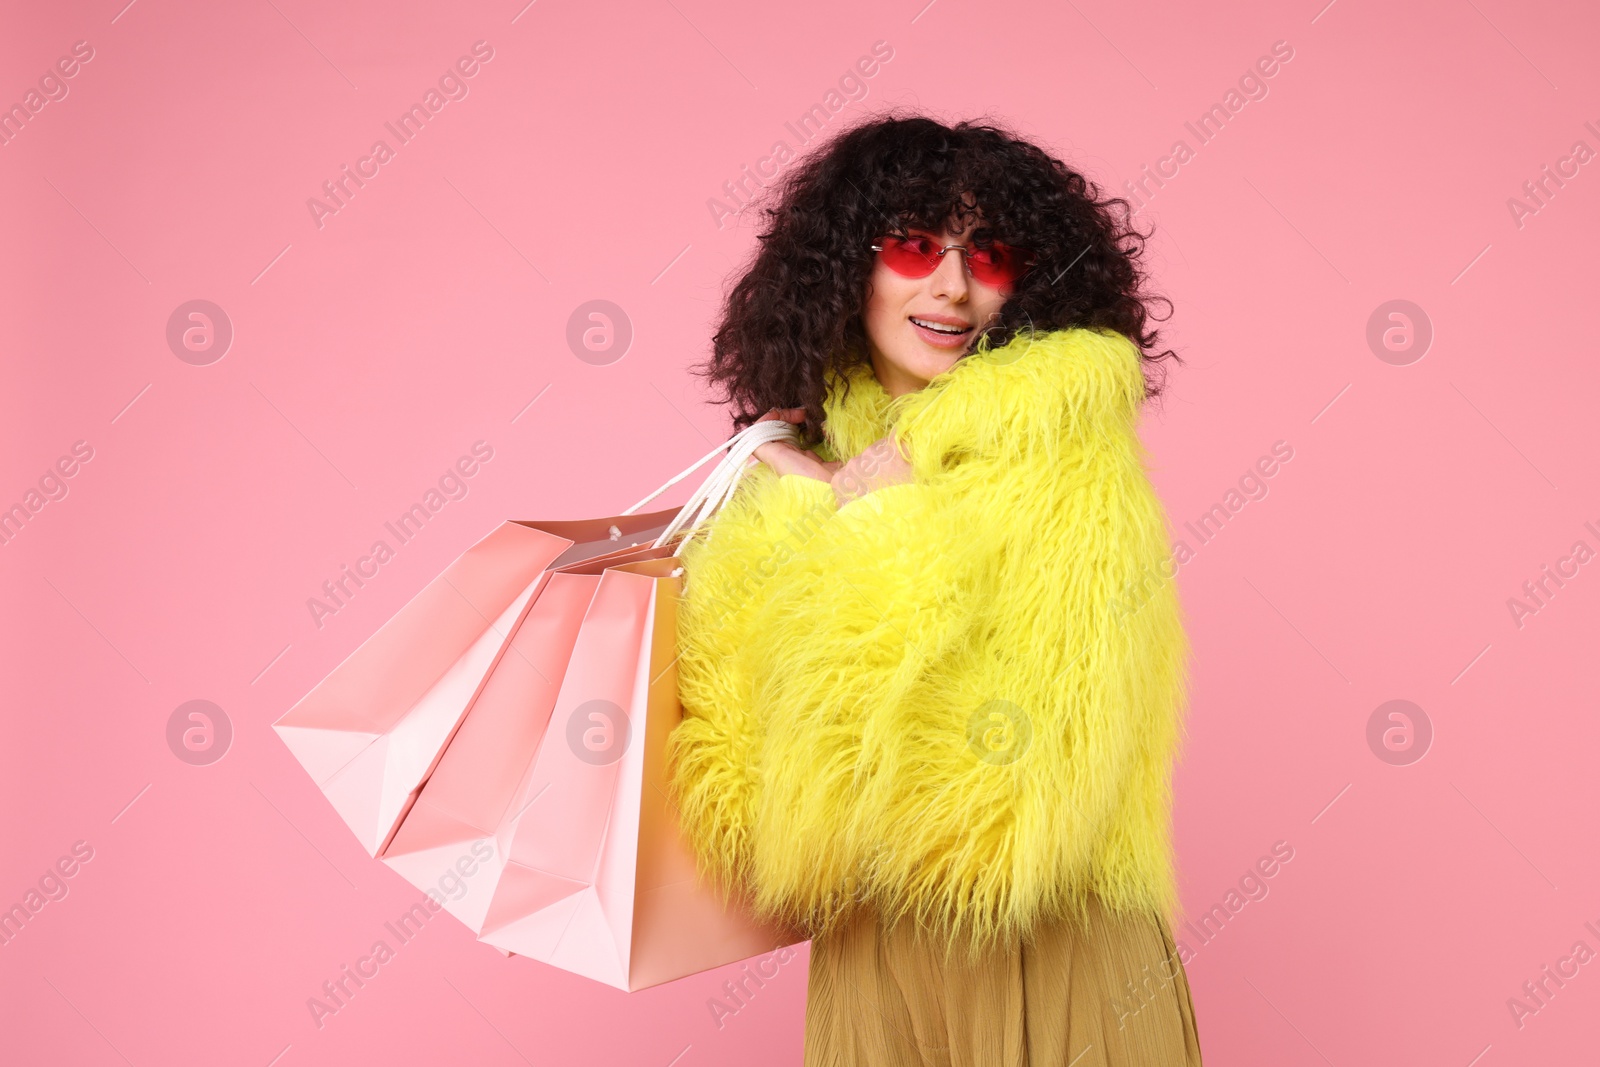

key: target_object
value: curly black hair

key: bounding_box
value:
[691,111,1181,449]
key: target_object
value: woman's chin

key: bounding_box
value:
[914,351,963,380]
[872,341,964,395]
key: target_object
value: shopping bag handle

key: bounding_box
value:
[621,419,804,549]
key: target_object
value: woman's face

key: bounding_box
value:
[861,214,1012,398]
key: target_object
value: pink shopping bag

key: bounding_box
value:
[376,541,669,929]
[385,553,804,991]
[272,509,680,857]
[280,419,809,988]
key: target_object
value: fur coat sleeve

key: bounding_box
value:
[666,327,1191,953]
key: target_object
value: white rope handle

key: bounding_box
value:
[621,419,803,550]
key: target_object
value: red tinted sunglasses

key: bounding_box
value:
[871,233,1033,287]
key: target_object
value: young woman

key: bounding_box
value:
[666,114,1202,1066]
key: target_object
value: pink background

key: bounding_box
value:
[3,0,1597,1063]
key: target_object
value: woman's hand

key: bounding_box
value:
[831,432,913,507]
[752,408,839,483]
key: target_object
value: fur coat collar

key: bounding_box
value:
[667,327,1191,955]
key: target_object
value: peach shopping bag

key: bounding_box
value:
[271,507,682,857]
[386,554,804,990]
[276,419,810,989]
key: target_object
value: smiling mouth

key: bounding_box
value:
[909,316,971,336]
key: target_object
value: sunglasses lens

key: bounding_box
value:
[878,236,940,278]
[968,243,1030,286]
[874,236,1033,286]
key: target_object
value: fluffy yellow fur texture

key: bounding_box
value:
[666,327,1192,960]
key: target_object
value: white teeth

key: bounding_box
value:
[911,317,967,334]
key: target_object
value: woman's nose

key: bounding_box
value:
[929,246,969,299]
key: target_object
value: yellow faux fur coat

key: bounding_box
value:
[666,326,1191,956]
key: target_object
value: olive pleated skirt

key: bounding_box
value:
[802,894,1203,1066]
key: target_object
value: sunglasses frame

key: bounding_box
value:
[870,231,1034,288]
